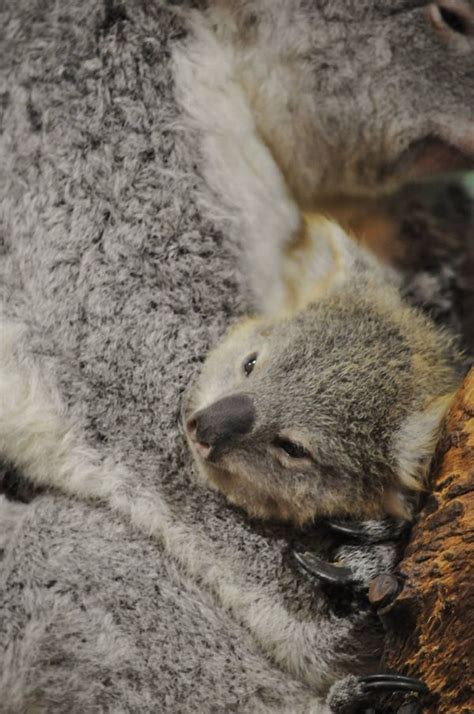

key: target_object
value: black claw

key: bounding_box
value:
[360,674,428,695]
[325,520,374,541]
[294,551,355,586]
[368,573,403,609]
[362,674,426,687]
[326,519,410,544]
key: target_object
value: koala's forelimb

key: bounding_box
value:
[174,18,302,313]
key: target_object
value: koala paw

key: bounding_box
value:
[294,518,410,591]
[326,673,427,714]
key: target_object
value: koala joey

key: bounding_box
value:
[183,215,464,711]
[184,215,464,528]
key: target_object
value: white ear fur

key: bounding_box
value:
[280,215,357,312]
[392,393,455,493]
[282,212,404,315]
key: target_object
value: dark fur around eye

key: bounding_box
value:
[243,352,258,376]
[273,437,311,460]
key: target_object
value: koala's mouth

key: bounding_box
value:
[181,410,313,525]
[390,132,474,182]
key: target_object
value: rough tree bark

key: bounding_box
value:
[370,367,474,714]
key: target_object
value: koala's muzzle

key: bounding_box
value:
[187,394,255,460]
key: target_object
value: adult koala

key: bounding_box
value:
[0,1,472,712]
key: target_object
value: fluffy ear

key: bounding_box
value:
[281,213,398,314]
[387,393,456,518]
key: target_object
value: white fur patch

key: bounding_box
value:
[173,14,302,314]
[0,320,130,501]
[392,393,455,491]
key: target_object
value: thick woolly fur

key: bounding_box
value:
[0,0,471,711]
[0,321,345,706]
[0,320,130,502]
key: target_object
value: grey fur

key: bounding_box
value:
[326,675,366,714]
[394,179,474,359]
[0,0,471,712]
[1,495,336,714]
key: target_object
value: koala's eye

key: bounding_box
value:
[273,437,311,460]
[440,7,468,33]
[428,2,473,38]
[243,352,258,376]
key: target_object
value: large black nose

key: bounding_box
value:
[187,394,255,456]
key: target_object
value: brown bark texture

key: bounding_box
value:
[379,367,474,713]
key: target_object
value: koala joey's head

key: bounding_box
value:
[209,0,474,202]
[184,290,461,526]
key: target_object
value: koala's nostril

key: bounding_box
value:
[186,415,212,459]
[186,417,197,436]
[190,394,256,456]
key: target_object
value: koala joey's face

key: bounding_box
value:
[183,303,431,526]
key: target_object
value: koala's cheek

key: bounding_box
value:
[200,463,319,525]
[308,482,391,521]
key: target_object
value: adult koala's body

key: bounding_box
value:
[200,0,474,207]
